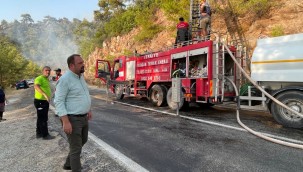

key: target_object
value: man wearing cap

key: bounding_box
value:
[54,68,62,81]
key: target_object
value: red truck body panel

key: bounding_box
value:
[96,40,239,104]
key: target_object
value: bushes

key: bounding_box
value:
[104,9,137,37]
[156,0,189,21]
[270,25,284,37]
[102,1,164,42]
[213,0,271,18]
[0,37,40,88]
[134,6,163,41]
[96,0,190,43]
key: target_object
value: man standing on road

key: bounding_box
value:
[0,85,8,121]
[34,66,55,140]
[54,54,92,171]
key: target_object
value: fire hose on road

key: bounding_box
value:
[224,43,303,149]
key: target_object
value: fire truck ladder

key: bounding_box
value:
[214,43,225,102]
[235,43,248,87]
[189,0,202,40]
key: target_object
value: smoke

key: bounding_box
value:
[3,17,79,72]
[35,22,78,71]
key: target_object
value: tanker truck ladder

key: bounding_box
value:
[235,43,249,87]
[214,43,225,102]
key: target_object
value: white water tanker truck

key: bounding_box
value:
[247,33,303,128]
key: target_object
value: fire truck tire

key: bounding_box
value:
[271,91,303,128]
[150,84,166,107]
[161,85,168,106]
[115,84,124,100]
[166,87,184,110]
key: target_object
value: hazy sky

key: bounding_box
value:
[0,0,99,22]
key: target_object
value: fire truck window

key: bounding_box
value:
[98,62,109,78]
[119,59,123,68]
[172,59,186,78]
[114,70,119,78]
[114,61,120,79]
[114,62,120,71]
[189,54,207,78]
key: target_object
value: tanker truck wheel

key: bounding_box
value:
[166,87,185,110]
[271,91,303,128]
[115,84,124,100]
[150,84,166,107]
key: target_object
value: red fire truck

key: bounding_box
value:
[95,33,303,129]
[94,0,303,128]
[95,40,242,110]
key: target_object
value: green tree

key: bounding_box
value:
[20,14,34,24]
[94,0,127,21]
[0,36,40,88]
[156,0,189,21]
[271,25,284,37]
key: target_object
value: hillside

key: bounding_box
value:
[84,0,303,84]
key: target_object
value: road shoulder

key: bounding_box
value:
[0,88,127,172]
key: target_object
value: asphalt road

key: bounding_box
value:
[89,86,303,172]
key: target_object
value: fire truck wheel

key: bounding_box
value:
[271,91,303,128]
[166,87,184,110]
[150,84,166,107]
[115,84,124,100]
[161,85,168,106]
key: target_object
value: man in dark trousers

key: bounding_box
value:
[34,66,55,140]
[199,0,211,39]
[55,54,92,171]
[175,17,190,46]
[0,85,7,121]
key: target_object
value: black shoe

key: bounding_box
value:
[36,134,42,138]
[43,135,55,140]
[63,165,71,170]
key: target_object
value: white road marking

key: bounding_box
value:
[88,132,149,172]
[49,104,149,172]
[99,98,303,145]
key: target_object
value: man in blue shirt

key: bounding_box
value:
[54,54,92,171]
